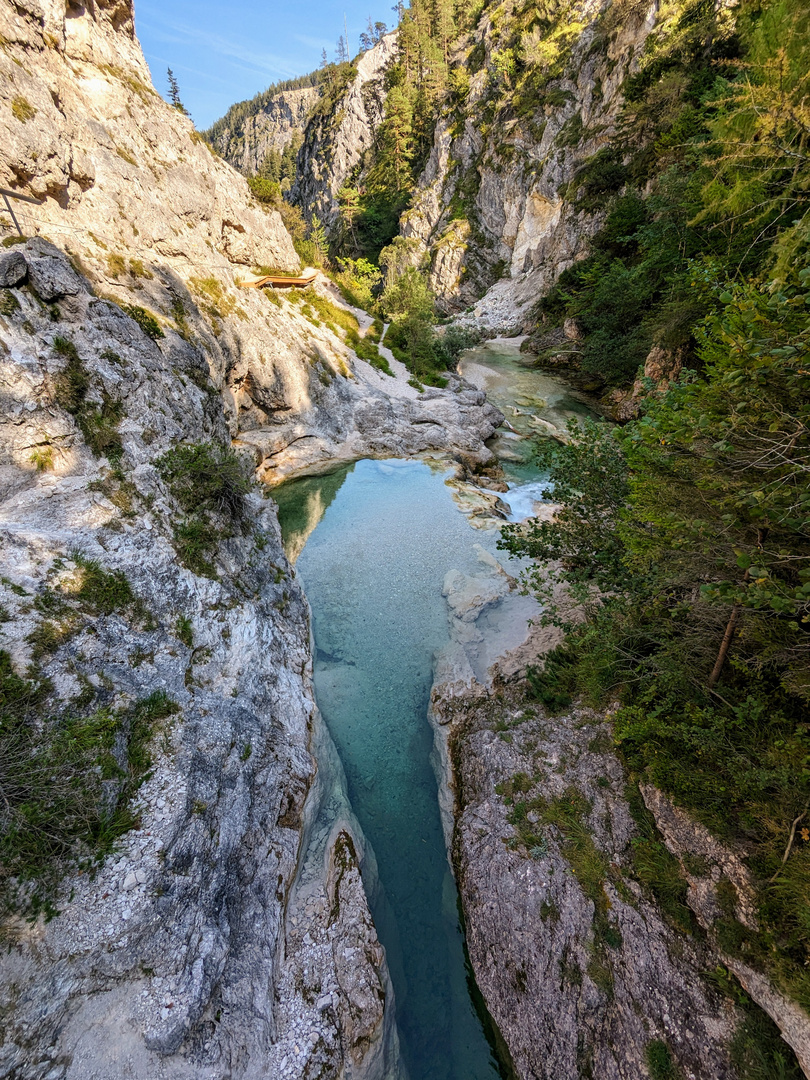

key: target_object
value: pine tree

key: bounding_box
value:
[370,83,415,196]
[258,148,281,182]
[166,68,189,115]
[432,0,455,65]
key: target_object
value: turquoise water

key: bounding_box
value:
[274,459,507,1080]
[459,340,597,520]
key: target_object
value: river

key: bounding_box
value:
[273,340,594,1080]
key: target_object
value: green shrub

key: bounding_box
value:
[106,253,126,279]
[0,290,20,316]
[11,96,36,123]
[248,176,282,205]
[175,614,193,647]
[73,555,134,614]
[156,442,249,518]
[156,442,251,577]
[305,291,359,336]
[52,337,123,461]
[122,304,164,340]
[380,268,449,386]
[646,1040,681,1080]
[367,317,384,343]
[434,325,483,367]
[346,327,393,375]
[331,257,382,312]
[0,651,178,918]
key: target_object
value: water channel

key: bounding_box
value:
[273,340,595,1080]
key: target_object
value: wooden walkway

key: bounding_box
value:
[239,269,319,290]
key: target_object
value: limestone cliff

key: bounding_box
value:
[290,35,398,235]
[0,0,499,482]
[427,556,810,1079]
[209,87,319,177]
[400,0,657,329]
[0,239,392,1080]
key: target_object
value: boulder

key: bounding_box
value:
[0,249,26,288]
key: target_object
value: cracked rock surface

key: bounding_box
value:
[0,241,390,1080]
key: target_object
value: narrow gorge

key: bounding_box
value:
[1,0,809,1078]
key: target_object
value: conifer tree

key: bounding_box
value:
[370,83,415,195]
[166,68,189,116]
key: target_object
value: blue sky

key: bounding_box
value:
[134,0,395,130]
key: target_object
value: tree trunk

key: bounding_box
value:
[708,601,742,688]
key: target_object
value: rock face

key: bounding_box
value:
[399,0,658,328]
[233,293,504,486]
[446,690,738,1080]
[210,87,319,176]
[0,1,501,1075]
[428,558,810,1079]
[0,242,392,1079]
[0,0,500,482]
[290,35,398,234]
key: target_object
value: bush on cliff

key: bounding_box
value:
[501,260,810,1015]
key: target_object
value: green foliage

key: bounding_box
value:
[726,978,805,1080]
[510,265,810,1021]
[122,304,164,340]
[528,0,810,386]
[0,648,178,918]
[331,257,382,311]
[52,336,124,461]
[303,291,358,337]
[499,419,629,618]
[625,783,697,934]
[156,442,249,517]
[433,325,484,367]
[248,176,282,205]
[73,554,134,614]
[380,266,447,384]
[155,442,250,577]
[346,327,393,375]
[336,185,403,261]
[0,290,20,316]
[175,614,193,647]
[646,1041,681,1080]
[11,96,36,123]
[696,1,810,277]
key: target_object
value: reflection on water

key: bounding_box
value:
[273,464,356,564]
[275,459,507,1080]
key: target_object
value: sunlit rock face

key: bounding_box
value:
[211,87,319,176]
[0,0,501,479]
[0,236,398,1080]
[290,34,399,234]
[399,0,659,329]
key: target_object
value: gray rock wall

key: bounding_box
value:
[0,241,391,1079]
[291,35,399,234]
[400,0,659,328]
[212,88,319,176]
[427,562,810,1079]
[0,2,500,1075]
